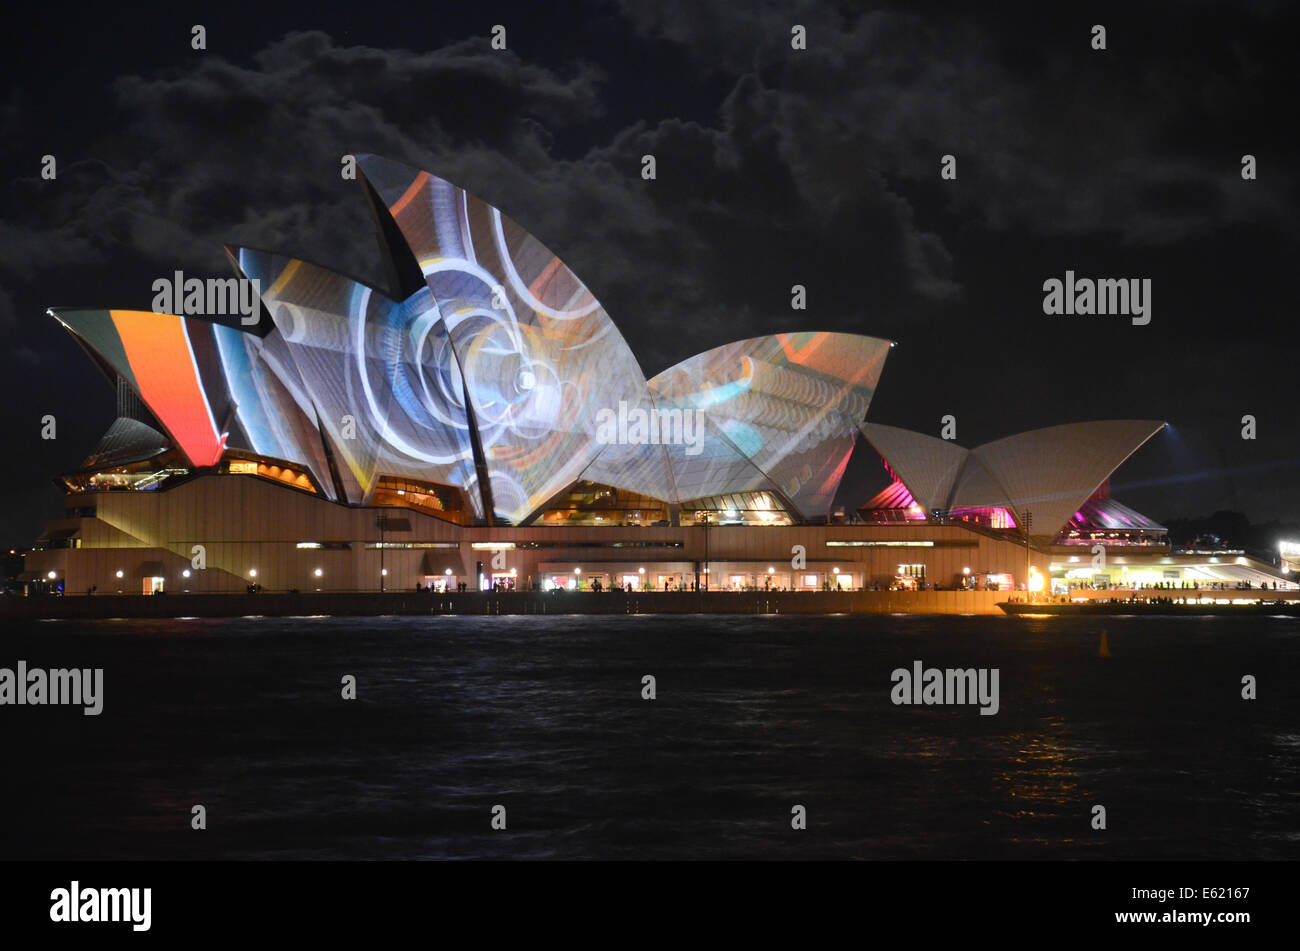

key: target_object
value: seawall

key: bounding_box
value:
[0,589,1009,620]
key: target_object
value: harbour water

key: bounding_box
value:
[2,614,1296,860]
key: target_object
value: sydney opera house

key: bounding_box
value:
[22,155,1292,599]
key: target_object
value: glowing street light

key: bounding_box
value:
[699,510,713,591]
[1021,509,1033,601]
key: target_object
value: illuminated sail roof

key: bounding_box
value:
[969,420,1165,541]
[51,156,892,524]
[80,417,171,471]
[857,423,965,514]
[1065,496,1167,533]
[355,154,677,522]
[50,309,231,469]
[859,420,1165,540]
[228,248,483,515]
[647,333,890,521]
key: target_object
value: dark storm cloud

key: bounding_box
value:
[0,21,965,376]
[0,284,15,330]
[614,1,1296,246]
[401,60,965,371]
[1,32,606,290]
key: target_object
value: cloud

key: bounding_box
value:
[9,10,1285,375]
[1,32,605,287]
[614,1,1297,245]
[0,283,14,330]
[0,24,968,375]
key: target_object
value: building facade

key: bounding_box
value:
[23,156,1292,598]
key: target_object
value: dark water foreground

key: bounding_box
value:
[1,614,1296,860]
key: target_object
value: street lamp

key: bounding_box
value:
[1021,509,1033,602]
[699,511,712,591]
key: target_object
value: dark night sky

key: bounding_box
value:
[2,0,1297,546]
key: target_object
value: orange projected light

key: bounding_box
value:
[110,310,224,466]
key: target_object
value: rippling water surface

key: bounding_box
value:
[2,614,1296,859]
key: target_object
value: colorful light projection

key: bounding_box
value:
[51,309,229,469]
[358,154,671,522]
[55,158,896,526]
[231,249,482,514]
[648,332,890,520]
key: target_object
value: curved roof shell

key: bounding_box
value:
[859,420,1165,540]
[51,157,889,525]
